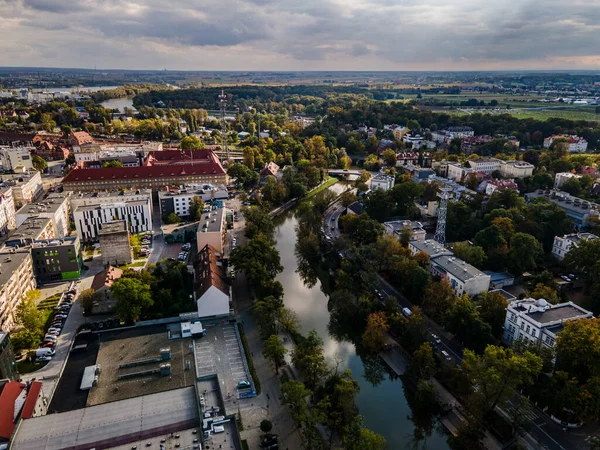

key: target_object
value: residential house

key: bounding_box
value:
[446,126,475,138]
[543,135,588,153]
[447,162,473,181]
[260,161,280,178]
[194,244,231,318]
[0,170,43,205]
[67,130,94,147]
[370,173,395,191]
[16,194,70,238]
[503,298,592,349]
[5,216,55,247]
[383,220,426,241]
[90,266,123,314]
[552,233,598,260]
[485,179,519,196]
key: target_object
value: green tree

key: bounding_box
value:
[463,345,543,416]
[163,212,182,224]
[227,163,259,189]
[509,232,543,276]
[188,196,204,221]
[79,288,96,315]
[292,329,328,391]
[446,295,495,353]
[229,234,283,288]
[362,312,389,352]
[242,206,275,240]
[363,154,381,171]
[10,329,42,353]
[486,189,525,212]
[111,277,153,323]
[411,342,436,380]
[179,135,206,150]
[102,160,124,168]
[555,319,600,382]
[280,379,312,424]
[16,291,44,331]
[421,280,455,323]
[529,283,560,304]
[260,419,273,435]
[263,334,288,374]
[340,190,358,207]
[452,241,486,268]
[32,155,48,172]
[478,291,509,339]
[382,149,397,167]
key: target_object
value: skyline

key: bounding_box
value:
[1,0,599,71]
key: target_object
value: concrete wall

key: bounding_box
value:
[100,231,132,266]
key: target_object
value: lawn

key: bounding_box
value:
[304,177,337,199]
[17,357,49,374]
[441,107,600,123]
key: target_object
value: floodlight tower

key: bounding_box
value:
[219,90,230,163]
[433,187,453,244]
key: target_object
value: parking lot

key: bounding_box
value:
[194,322,252,404]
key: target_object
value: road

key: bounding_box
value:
[20,256,104,404]
[324,209,583,450]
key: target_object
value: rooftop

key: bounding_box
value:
[16,196,68,216]
[98,220,127,235]
[526,189,599,216]
[383,220,425,234]
[74,198,150,213]
[158,183,228,198]
[70,189,152,201]
[195,244,230,299]
[509,298,593,326]
[557,232,598,244]
[11,387,198,450]
[432,254,488,282]
[7,216,52,242]
[91,266,123,291]
[31,237,79,249]
[410,239,453,258]
[197,207,225,233]
[0,250,31,295]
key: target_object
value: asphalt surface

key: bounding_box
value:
[325,207,584,450]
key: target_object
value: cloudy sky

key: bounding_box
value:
[1,0,599,71]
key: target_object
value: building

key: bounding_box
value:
[485,179,519,196]
[260,161,280,178]
[158,184,228,219]
[194,244,231,318]
[370,173,395,191]
[70,189,152,210]
[503,298,593,348]
[0,186,16,237]
[73,196,152,241]
[446,126,475,138]
[0,171,43,205]
[499,160,534,178]
[293,116,316,129]
[552,233,598,260]
[461,136,493,154]
[409,167,436,182]
[31,237,83,283]
[525,189,599,226]
[16,195,70,238]
[543,135,588,153]
[67,130,94,147]
[383,220,426,241]
[0,333,16,380]
[33,141,69,161]
[90,266,123,314]
[483,271,515,290]
[393,126,408,141]
[196,207,227,254]
[99,221,132,266]
[554,172,582,189]
[447,162,473,181]
[62,163,227,192]
[5,216,55,247]
[408,239,490,296]
[0,147,33,172]
[0,380,45,443]
[467,157,501,175]
[0,250,36,331]
[143,148,219,166]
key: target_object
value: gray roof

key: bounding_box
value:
[8,216,52,241]
[99,220,127,235]
[197,207,225,233]
[560,233,598,244]
[70,189,152,200]
[75,198,150,213]
[11,387,198,450]
[410,239,453,258]
[16,196,68,216]
[31,237,79,249]
[432,254,488,282]
[0,250,31,293]
[528,303,591,324]
[527,190,599,216]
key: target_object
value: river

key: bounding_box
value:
[100,97,134,112]
[273,185,450,449]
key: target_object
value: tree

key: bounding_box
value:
[16,291,44,331]
[102,160,124,168]
[179,135,206,150]
[362,312,389,351]
[280,379,311,424]
[260,419,273,435]
[509,232,543,276]
[555,319,600,382]
[10,329,42,353]
[227,163,259,189]
[529,283,560,304]
[343,415,387,450]
[32,155,47,173]
[407,119,420,131]
[242,206,275,240]
[163,213,182,224]
[292,329,328,390]
[261,175,286,205]
[340,190,358,207]
[452,241,486,268]
[189,196,204,221]
[382,149,397,167]
[364,190,393,222]
[111,277,153,323]
[230,235,283,289]
[421,280,455,323]
[463,345,543,416]
[363,154,381,171]
[411,342,436,380]
[445,295,494,353]
[478,291,508,339]
[263,334,288,374]
[79,288,96,315]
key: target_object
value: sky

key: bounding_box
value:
[1,0,599,71]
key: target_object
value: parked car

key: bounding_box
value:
[35,348,55,357]
[441,350,452,361]
[42,342,55,349]
[237,380,251,389]
[37,355,53,362]
[431,334,441,344]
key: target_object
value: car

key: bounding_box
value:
[42,342,55,348]
[375,289,384,300]
[441,350,452,361]
[47,327,61,333]
[55,314,67,319]
[237,380,251,389]
[44,336,57,343]
[260,435,278,447]
[67,289,77,295]
[561,275,571,282]
[431,334,441,344]
[37,355,53,362]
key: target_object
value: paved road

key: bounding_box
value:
[324,210,583,450]
[20,257,104,404]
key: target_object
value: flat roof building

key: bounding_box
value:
[525,189,599,226]
[158,184,228,219]
[16,194,70,238]
[30,237,83,283]
[98,220,132,266]
[6,216,55,246]
[196,207,227,254]
[383,220,426,242]
[552,232,598,260]
[0,249,36,332]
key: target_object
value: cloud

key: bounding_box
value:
[0,0,599,70]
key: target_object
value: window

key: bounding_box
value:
[526,325,530,333]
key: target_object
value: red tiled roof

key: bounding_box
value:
[0,381,25,440]
[62,163,226,184]
[92,266,123,291]
[69,131,94,146]
[20,382,42,419]
[195,244,230,298]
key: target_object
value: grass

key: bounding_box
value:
[17,357,49,374]
[237,323,261,395]
[241,440,250,450]
[304,177,337,199]
[118,261,147,269]
[37,293,61,309]
[442,107,600,123]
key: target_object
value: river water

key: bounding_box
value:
[100,97,134,112]
[273,185,450,449]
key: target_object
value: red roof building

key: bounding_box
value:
[260,161,280,177]
[68,131,94,147]
[194,244,230,318]
[0,381,44,441]
[144,149,219,166]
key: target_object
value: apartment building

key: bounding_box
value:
[408,239,490,296]
[0,186,16,237]
[552,233,598,260]
[393,126,408,141]
[499,160,534,178]
[0,171,43,205]
[30,237,83,283]
[194,244,231,318]
[468,158,501,175]
[196,207,227,254]
[543,135,588,153]
[16,194,70,238]
[158,184,228,219]
[0,148,33,172]
[554,172,582,189]
[370,174,395,191]
[447,162,473,181]
[5,216,55,247]
[503,298,592,348]
[383,220,426,242]
[70,189,152,211]
[73,197,152,241]
[0,249,36,331]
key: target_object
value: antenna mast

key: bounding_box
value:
[433,187,453,244]
[219,90,230,164]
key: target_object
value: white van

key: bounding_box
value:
[402,307,412,317]
[441,350,452,361]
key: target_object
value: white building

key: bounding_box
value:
[194,244,231,318]
[543,135,588,153]
[500,160,534,178]
[16,194,70,238]
[554,172,582,189]
[503,298,592,349]
[383,220,426,241]
[0,249,36,331]
[393,126,408,141]
[447,162,473,181]
[196,207,227,254]
[0,171,43,205]
[370,173,395,191]
[0,148,34,172]
[0,186,16,236]
[552,233,598,260]
[158,184,228,218]
[446,126,475,138]
[402,133,424,148]
[73,198,153,241]
[484,179,519,196]
[467,158,501,174]
[408,239,490,296]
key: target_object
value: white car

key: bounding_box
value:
[37,355,53,362]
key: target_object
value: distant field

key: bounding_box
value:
[440,107,600,123]
[391,92,552,108]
